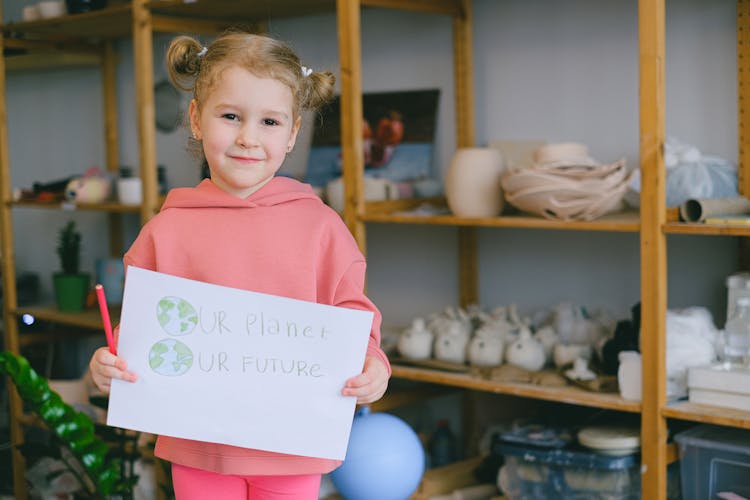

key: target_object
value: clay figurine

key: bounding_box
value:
[397,317,433,360]
[505,327,546,372]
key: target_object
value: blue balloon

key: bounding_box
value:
[331,406,425,500]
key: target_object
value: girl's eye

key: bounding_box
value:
[222,113,239,121]
[263,118,280,126]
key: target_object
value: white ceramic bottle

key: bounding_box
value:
[618,351,642,401]
[444,147,504,217]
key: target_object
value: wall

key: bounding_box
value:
[0,0,740,332]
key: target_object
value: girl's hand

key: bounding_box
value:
[89,346,138,394]
[342,355,389,404]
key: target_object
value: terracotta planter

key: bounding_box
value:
[53,273,90,312]
[444,147,505,217]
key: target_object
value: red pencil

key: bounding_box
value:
[95,284,116,355]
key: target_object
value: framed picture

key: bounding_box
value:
[304,89,440,188]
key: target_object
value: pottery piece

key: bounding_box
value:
[432,311,472,364]
[533,325,559,362]
[397,317,433,360]
[564,357,597,381]
[117,177,143,205]
[37,0,66,18]
[428,306,472,340]
[553,343,593,368]
[618,351,642,401]
[22,5,41,21]
[444,147,504,217]
[326,175,399,212]
[434,331,469,365]
[505,327,546,371]
[467,335,504,367]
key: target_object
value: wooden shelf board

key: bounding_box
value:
[147,0,336,22]
[663,401,750,429]
[18,329,101,347]
[663,221,750,236]
[391,364,641,413]
[15,305,119,331]
[147,0,461,22]
[5,52,101,71]
[362,0,462,16]
[361,208,641,232]
[2,5,133,40]
[11,200,142,213]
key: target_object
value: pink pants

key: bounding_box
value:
[172,464,321,500]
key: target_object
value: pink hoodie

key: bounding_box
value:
[124,177,390,475]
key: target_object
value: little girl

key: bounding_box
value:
[89,31,391,499]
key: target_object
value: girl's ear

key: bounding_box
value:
[287,115,302,152]
[189,99,202,140]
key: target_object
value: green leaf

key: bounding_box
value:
[96,463,121,494]
[79,449,105,475]
[38,392,70,422]
[24,370,51,404]
[0,351,21,379]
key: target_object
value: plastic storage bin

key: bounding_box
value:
[495,442,640,499]
[675,424,750,500]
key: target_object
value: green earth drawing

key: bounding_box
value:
[157,296,198,336]
[149,338,193,376]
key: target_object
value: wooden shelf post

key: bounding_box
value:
[639,0,667,498]
[0,1,28,496]
[132,0,159,225]
[453,0,477,307]
[337,0,366,253]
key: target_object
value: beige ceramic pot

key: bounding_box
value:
[445,147,504,217]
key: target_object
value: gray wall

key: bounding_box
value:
[1,0,739,329]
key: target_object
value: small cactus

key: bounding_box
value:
[57,220,81,274]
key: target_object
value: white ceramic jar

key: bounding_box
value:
[444,147,504,217]
[117,177,143,205]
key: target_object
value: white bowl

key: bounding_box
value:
[37,1,66,18]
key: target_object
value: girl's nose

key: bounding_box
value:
[236,124,260,148]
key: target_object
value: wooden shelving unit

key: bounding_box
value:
[340,1,750,499]
[0,1,747,499]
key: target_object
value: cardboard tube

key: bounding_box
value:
[679,197,750,222]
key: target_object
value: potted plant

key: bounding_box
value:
[53,220,90,311]
[0,350,139,497]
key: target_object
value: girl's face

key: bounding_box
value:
[190,66,300,199]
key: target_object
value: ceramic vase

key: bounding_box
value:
[445,147,504,217]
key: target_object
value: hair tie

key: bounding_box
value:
[301,65,313,77]
[197,46,208,58]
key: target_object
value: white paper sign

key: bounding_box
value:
[107,266,373,460]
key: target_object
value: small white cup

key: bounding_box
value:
[37,0,66,18]
[117,177,142,205]
[22,5,41,21]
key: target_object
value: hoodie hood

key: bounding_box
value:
[161,177,320,210]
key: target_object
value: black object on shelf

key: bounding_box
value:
[429,419,458,467]
[65,0,108,14]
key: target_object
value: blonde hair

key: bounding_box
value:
[166,31,336,121]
